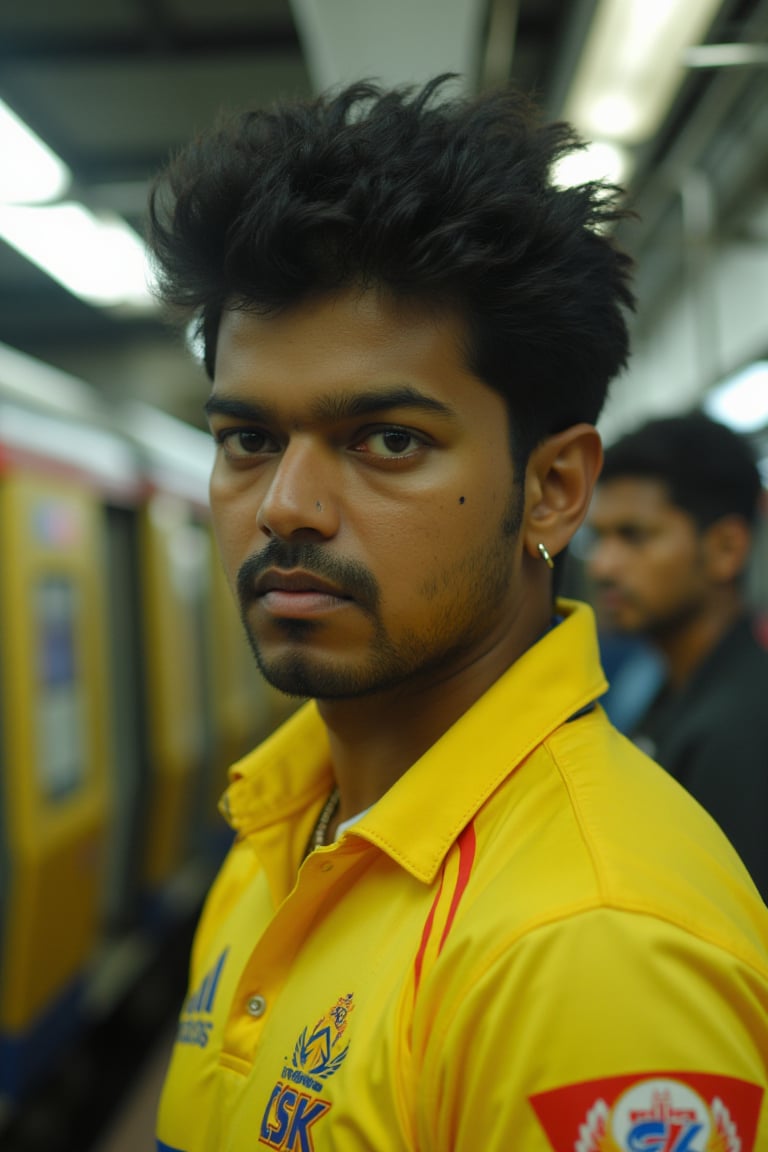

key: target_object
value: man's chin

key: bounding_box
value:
[597,609,644,636]
[252,649,378,701]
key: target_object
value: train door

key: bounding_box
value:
[138,491,209,909]
[101,503,149,935]
[0,468,111,1099]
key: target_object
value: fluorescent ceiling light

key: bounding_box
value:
[565,0,722,145]
[684,43,768,68]
[0,102,158,315]
[0,202,156,309]
[553,140,631,188]
[0,99,71,204]
[703,361,768,432]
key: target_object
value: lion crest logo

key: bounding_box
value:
[291,993,355,1081]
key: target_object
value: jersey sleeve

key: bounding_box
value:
[673,727,768,900]
[414,906,768,1152]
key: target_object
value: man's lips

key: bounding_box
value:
[595,586,631,611]
[253,569,352,599]
[251,569,353,617]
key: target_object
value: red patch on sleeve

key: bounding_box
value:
[529,1072,763,1151]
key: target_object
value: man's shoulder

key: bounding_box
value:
[464,712,766,952]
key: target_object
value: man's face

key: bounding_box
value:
[586,477,711,638]
[206,289,532,701]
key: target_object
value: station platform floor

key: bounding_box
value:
[0,911,196,1152]
[94,1026,175,1152]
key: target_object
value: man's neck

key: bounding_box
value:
[317,605,548,829]
[655,596,745,692]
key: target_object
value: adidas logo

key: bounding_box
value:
[177,948,228,1049]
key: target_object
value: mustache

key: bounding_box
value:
[592,579,636,603]
[236,539,380,610]
[593,579,627,594]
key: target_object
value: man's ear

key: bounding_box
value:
[522,424,603,565]
[702,515,752,584]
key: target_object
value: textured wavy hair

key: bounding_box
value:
[601,412,763,529]
[148,75,635,459]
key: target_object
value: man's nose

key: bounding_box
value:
[256,439,340,541]
[586,534,621,581]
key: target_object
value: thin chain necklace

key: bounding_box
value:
[308,785,340,852]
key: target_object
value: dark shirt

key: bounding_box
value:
[633,615,768,902]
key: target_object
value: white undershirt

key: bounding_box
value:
[334,805,373,840]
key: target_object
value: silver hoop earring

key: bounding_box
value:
[537,542,555,569]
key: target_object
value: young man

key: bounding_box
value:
[148,80,768,1152]
[587,412,768,899]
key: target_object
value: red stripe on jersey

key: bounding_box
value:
[413,821,477,994]
[438,822,477,954]
[414,867,446,994]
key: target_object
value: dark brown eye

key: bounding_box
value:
[219,428,278,457]
[358,427,422,457]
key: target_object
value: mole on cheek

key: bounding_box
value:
[458,496,465,505]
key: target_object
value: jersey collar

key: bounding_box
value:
[221,599,607,884]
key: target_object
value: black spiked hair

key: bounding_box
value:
[148,75,635,460]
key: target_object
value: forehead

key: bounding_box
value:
[212,291,472,403]
[590,476,681,525]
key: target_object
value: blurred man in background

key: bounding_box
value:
[588,412,768,899]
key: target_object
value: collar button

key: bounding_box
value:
[247,994,267,1018]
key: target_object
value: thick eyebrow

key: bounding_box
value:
[203,395,271,424]
[311,385,456,422]
[204,385,457,426]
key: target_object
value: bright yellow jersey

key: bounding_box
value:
[157,600,768,1152]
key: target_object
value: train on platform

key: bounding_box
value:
[0,341,296,1150]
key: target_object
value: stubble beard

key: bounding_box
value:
[240,486,524,701]
[642,589,712,647]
